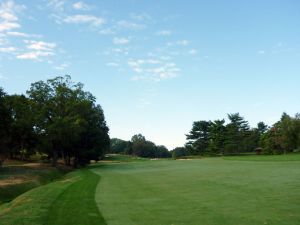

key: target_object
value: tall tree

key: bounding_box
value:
[27,75,109,166]
[186,120,211,155]
[5,94,37,160]
[224,113,250,154]
[207,119,226,155]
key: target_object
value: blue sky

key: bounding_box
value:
[0,0,300,149]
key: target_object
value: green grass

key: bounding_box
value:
[103,154,149,162]
[223,153,300,161]
[0,169,105,225]
[94,155,300,225]
[1,154,300,225]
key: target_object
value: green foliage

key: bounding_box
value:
[109,134,171,158]
[171,147,189,159]
[0,169,106,225]
[186,120,211,155]
[0,76,109,167]
[260,113,300,154]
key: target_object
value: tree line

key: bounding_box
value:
[0,76,110,167]
[181,112,300,157]
[110,113,300,159]
[110,134,171,158]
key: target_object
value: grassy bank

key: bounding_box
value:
[0,162,68,204]
[0,168,105,225]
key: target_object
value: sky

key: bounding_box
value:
[0,0,300,149]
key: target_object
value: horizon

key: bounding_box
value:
[1,0,300,149]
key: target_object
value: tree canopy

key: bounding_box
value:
[0,76,110,167]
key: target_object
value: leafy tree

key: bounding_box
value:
[27,75,109,166]
[155,145,171,158]
[257,121,268,135]
[186,120,211,155]
[110,138,131,154]
[172,147,188,159]
[207,119,226,155]
[224,113,250,154]
[5,94,37,160]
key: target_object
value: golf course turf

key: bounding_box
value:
[1,155,300,225]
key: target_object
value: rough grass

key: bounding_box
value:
[0,164,67,204]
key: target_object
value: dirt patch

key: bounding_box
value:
[22,163,52,169]
[0,176,37,187]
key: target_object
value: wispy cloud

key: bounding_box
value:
[130,13,151,21]
[257,50,265,54]
[64,14,105,26]
[188,49,197,55]
[7,31,42,38]
[16,40,56,60]
[0,21,19,32]
[113,37,130,45]
[72,1,91,11]
[0,1,25,32]
[0,46,16,52]
[54,62,69,70]
[117,20,145,30]
[128,58,180,81]
[156,30,172,36]
[177,40,189,46]
[47,0,65,12]
[16,51,54,60]
[25,40,56,51]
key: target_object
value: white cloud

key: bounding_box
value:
[113,37,129,45]
[64,15,105,26]
[16,40,56,60]
[156,30,172,36]
[258,50,265,54]
[99,28,115,35]
[117,20,145,30]
[73,1,91,11]
[6,31,42,38]
[0,1,25,32]
[47,0,65,12]
[16,51,54,60]
[0,21,19,32]
[0,46,16,52]
[177,40,189,46]
[130,13,151,21]
[25,40,56,51]
[6,31,27,37]
[128,58,180,81]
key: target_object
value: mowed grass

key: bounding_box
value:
[94,156,300,225]
[0,169,106,225]
[1,154,300,225]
